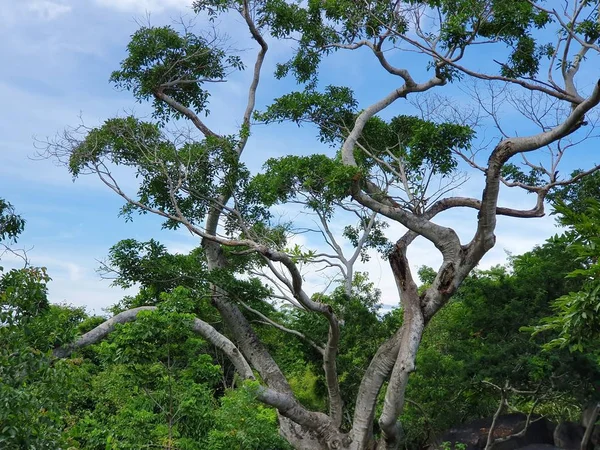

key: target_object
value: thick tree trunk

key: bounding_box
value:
[203,234,347,449]
[375,246,425,450]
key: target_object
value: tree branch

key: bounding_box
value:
[240,301,325,354]
[154,89,220,139]
[53,306,254,380]
[471,79,600,261]
[52,304,344,441]
[237,0,268,155]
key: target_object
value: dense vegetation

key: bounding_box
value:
[3,0,600,448]
[2,188,600,448]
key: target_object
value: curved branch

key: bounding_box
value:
[154,89,220,139]
[329,37,414,83]
[349,197,459,447]
[53,306,154,358]
[340,78,444,167]
[431,196,547,218]
[438,57,576,103]
[262,247,344,426]
[350,326,404,448]
[237,0,268,155]
[254,387,344,444]
[338,78,477,259]
[52,305,344,441]
[378,244,424,449]
[505,80,600,156]
[352,189,462,259]
[53,306,254,380]
[472,79,600,259]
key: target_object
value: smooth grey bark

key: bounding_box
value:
[53,306,253,379]
[377,247,424,449]
[53,306,154,359]
[335,48,600,447]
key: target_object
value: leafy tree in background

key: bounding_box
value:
[532,169,600,353]
[0,199,24,245]
[43,1,600,448]
[529,200,600,353]
[402,236,600,447]
[0,199,86,449]
[547,170,600,216]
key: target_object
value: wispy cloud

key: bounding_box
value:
[94,0,193,13]
[0,0,585,319]
[1,0,71,26]
[28,0,72,21]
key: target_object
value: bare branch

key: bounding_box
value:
[53,306,253,380]
[240,300,325,354]
[154,89,220,139]
[237,0,269,155]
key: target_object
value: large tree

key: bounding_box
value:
[46,1,600,449]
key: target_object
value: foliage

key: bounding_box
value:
[255,0,551,84]
[103,238,209,310]
[65,303,218,449]
[34,0,600,448]
[254,85,358,143]
[62,292,288,450]
[111,26,243,123]
[0,203,84,448]
[547,170,600,215]
[0,267,51,326]
[258,85,475,215]
[69,117,262,233]
[527,200,600,352]
[0,259,86,449]
[401,236,599,447]
[250,153,359,210]
[205,382,292,450]
[0,198,25,244]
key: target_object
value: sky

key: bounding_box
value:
[0,0,598,315]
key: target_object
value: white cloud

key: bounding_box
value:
[0,250,115,314]
[49,277,137,315]
[0,0,71,26]
[28,1,72,21]
[94,0,192,13]
[162,232,199,255]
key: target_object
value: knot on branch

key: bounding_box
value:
[438,262,456,295]
[494,140,514,163]
[401,361,416,374]
[326,432,352,450]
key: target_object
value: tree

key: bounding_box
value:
[0,198,24,244]
[528,169,600,353]
[0,199,87,449]
[0,198,26,266]
[529,199,600,353]
[62,290,290,450]
[45,1,600,449]
[402,237,600,447]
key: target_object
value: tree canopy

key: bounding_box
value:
[12,0,600,449]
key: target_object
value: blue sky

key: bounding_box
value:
[1,0,598,314]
